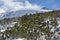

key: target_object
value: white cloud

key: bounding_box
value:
[24,1,41,10]
[0,0,52,13]
[0,0,42,11]
[1,0,24,10]
[0,8,5,13]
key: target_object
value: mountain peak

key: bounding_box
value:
[42,7,49,10]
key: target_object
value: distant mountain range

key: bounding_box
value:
[0,7,52,20]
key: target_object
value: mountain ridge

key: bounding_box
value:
[0,7,52,20]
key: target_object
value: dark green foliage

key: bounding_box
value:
[1,10,60,40]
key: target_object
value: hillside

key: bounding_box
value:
[0,10,60,40]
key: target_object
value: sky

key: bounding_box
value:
[0,0,60,13]
[29,0,60,10]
